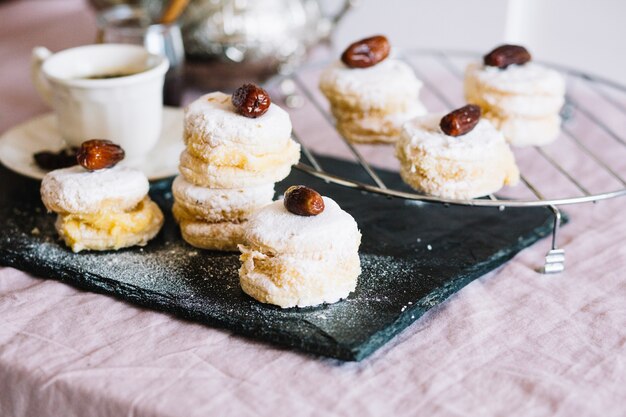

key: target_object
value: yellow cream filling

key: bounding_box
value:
[59,198,156,247]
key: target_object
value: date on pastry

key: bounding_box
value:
[341,35,390,69]
[284,185,325,216]
[440,104,481,137]
[483,44,531,69]
[76,139,125,171]
[232,83,271,118]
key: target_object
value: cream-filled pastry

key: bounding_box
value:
[396,106,520,199]
[464,44,565,146]
[239,186,361,308]
[54,197,163,252]
[40,140,163,252]
[319,35,426,144]
[174,84,299,251]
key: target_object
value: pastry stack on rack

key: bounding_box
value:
[319,35,427,144]
[464,44,566,147]
[173,84,300,251]
[396,104,520,199]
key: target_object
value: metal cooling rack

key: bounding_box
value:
[267,50,626,274]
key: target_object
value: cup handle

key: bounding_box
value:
[31,46,53,106]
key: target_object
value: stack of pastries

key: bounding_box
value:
[35,39,577,311]
[40,140,164,252]
[173,84,300,251]
[319,35,426,144]
[465,44,566,147]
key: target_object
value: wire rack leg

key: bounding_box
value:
[542,205,565,274]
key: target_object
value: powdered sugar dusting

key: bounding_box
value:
[466,61,566,95]
[40,165,149,214]
[244,197,361,254]
[0,155,555,360]
[184,92,292,148]
[399,113,507,160]
[173,176,274,212]
[320,59,423,105]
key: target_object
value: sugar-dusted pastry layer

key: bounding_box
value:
[184,137,299,172]
[184,92,292,152]
[172,176,274,223]
[396,114,520,199]
[41,165,149,214]
[172,191,247,251]
[319,59,426,144]
[320,59,423,111]
[466,84,564,118]
[178,142,299,188]
[244,197,361,254]
[239,248,361,308]
[486,112,561,147]
[177,218,245,251]
[55,197,164,252]
[464,61,565,146]
[239,197,361,308]
[335,102,427,144]
[465,62,565,96]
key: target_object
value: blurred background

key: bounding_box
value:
[85,0,625,85]
[337,0,625,86]
[1,0,624,111]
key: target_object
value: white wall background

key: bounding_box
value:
[331,0,626,85]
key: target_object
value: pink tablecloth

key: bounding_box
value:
[1,1,626,416]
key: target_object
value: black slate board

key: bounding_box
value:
[0,157,558,361]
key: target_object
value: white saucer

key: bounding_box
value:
[0,106,184,181]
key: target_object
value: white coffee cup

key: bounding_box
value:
[31,44,169,159]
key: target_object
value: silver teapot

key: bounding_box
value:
[179,0,354,65]
[90,0,356,86]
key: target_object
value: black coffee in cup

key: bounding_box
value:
[82,70,142,79]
